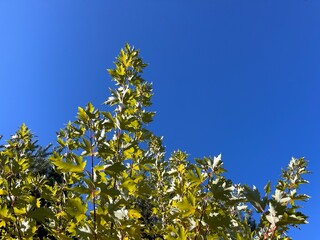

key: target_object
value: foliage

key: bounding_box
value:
[0,44,310,239]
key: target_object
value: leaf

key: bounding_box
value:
[212,154,222,169]
[173,193,196,217]
[0,189,8,195]
[114,207,128,220]
[105,162,126,175]
[78,107,89,122]
[70,186,91,195]
[87,102,94,114]
[123,147,135,159]
[177,164,185,174]
[141,112,155,124]
[273,189,291,205]
[266,203,279,227]
[0,205,12,221]
[122,179,136,194]
[102,112,115,128]
[127,119,140,130]
[50,153,86,173]
[128,209,141,219]
[116,64,126,76]
[14,207,26,215]
[0,221,5,228]
[36,198,41,208]
[27,208,56,222]
[291,193,310,202]
[243,185,266,213]
[82,137,92,153]
[178,225,187,240]
[207,235,219,240]
[65,198,87,223]
[264,181,271,195]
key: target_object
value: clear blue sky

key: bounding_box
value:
[0,1,319,238]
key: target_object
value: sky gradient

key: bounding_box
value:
[1,1,319,238]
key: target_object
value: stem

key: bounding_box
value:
[196,172,210,238]
[111,119,122,234]
[263,225,276,240]
[8,176,22,240]
[270,226,277,239]
[114,127,122,188]
[89,128,97,240]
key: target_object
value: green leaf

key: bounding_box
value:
[105,162,126,175]
[123,147,135,159]
[128,209,141,219]
[116,64,125,76]
[264,181,271,195]
[236,233,245,240]
[0,189,8,195]
[87,102,94,114]
[0,205,12,221]
[141,112,155,124]
[70,186,91,195]
[102,111,115,128]
[243,185,267,213]
[122,179,136,194]
[178,225,187,240]
[173,193,196,217]
[127,119,140,130]
[78,107,89,122]
[65,198,87,223]
[50,153,86,173]
[27,208,56,222]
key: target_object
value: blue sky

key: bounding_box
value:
[0,1,319,238]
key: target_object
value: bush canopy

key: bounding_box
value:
[0,44,309,240]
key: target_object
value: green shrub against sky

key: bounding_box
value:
[0,45,310,240]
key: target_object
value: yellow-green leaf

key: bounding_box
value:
[122,179,136,194]
[50,153,86,173]
[0,189,8,195]
[128,209,141,219]
[123,147,135,159]
[78,107,89,122]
